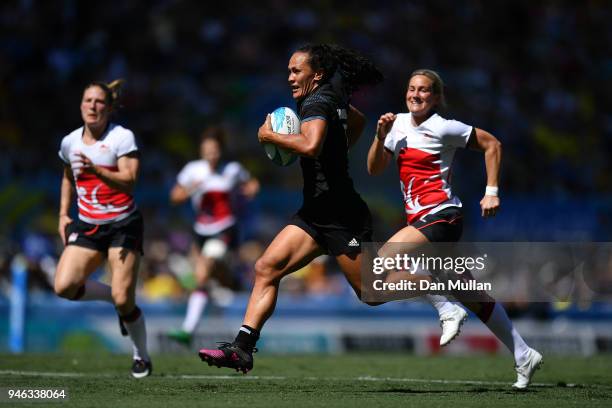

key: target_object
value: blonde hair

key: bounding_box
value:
[84,79,125,110]
[409,69,446,109]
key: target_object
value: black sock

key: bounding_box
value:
[118,306,142,323]
[234,325,260,352]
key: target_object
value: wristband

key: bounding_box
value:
[485,186,499,197]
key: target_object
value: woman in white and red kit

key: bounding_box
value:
[166,127,259,346]
[54,80,151,378]
[368,69,542,389]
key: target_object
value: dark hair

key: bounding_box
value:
[199,126,226,150]
[295,44,383,95]
[83,79,124,110]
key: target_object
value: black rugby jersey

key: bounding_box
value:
[296,78,367,225]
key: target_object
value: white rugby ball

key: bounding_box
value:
[201,238,228,260]
[263,107,299,166]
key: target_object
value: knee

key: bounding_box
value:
[348,286,385,307]
[54,280,79,300]
[254,257,281,286]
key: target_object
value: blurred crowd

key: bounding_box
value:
[0,1,611,305]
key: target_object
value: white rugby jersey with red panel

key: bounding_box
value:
[177,160,250,236]
[383,112,473,224]
[58,123,138,225]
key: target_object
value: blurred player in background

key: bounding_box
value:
[198,44,466,373]
[167,127,259,346]
[54,80,152,378]
[367,69,542,389]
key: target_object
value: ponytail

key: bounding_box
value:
[296,44,383,96]
[106,79,124,109]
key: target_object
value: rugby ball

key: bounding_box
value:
[201,238,227,260]
[263,107,300,166]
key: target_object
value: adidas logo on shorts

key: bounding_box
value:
[68,233,78,243]
[348,238,359,247]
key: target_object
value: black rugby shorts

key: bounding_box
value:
[193,225,239,251]
[289,211,373,256]
[412,207,463,243]
[65,210,144,254]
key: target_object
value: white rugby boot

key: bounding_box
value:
[439,304,468,346]
[512,348,543,389]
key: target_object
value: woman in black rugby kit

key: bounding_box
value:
[198,44,383,372]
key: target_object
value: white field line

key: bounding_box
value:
[0,370,91,378]
[0,370,573,388]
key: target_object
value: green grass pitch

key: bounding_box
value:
[1,353,611,407]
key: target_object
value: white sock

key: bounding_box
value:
[182,291,208,334]
[424,294,455,317]
[80,280,113,303]
[124,312,150,362]
[485,303,530,365]
[410,266,455,317]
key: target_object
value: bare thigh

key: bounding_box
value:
[380,225,429,255]
[54,246,105,296]
[257,225,324,280]
[342,226,430,304]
